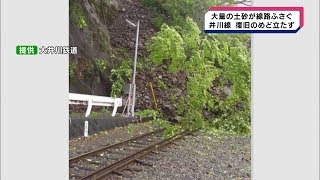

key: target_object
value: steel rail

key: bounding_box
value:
[69,129,163,164]
[80,130,195,180]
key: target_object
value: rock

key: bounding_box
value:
[121,8,126,12]
[172,77,178,83]
[203,111,210,118]
[162,103,177,116]
[163,103,173,110]
[174,116,182,121]
[223,86,232,96]
[129,42,135,49]
[236,102,245,110]
[109,0,119,11]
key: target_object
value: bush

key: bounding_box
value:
[110,60,132,97]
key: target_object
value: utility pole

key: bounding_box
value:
[125,19,140,117]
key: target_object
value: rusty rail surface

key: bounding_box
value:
[69,129,163,164]
[78,130,195,180]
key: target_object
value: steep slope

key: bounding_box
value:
[69,0,156,96]
[108,0,156,52]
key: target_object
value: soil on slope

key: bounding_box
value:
[108,0,156,55]
[107,0,189,118]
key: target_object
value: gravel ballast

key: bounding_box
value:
[134,133,251,180]
[69,122,156,159]
[70,123,251,180]
[107,131,251,180]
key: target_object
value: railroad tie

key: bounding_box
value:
[134,159,153,167]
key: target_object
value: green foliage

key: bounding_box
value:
[70,2,88,29]
[142,0,220,27]
[137,110,179,137]
[127,124,135,137]
[212,111,250,134]
[141,0,167,29]
[152,14,166,29]
[69,61,76,80]
[179,50,220,130]
[181,17,201,54]
[136,110,179,137]
[152,118,180,137]
[136,109,162,120]
[89,107,112,117]
[157,80,168,90]
[96,59,107,72]
[110,60,132,97]
[87,59,109,84]
[80,63,95,81]
[210,35,251,134]
[97,31,110,52]
[168,94,177,104]
[147,17,251,134]
[148,24,186,73]
[90,111,100,117]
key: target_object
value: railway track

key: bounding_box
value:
[69,129,194,180]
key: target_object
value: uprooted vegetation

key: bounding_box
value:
[69,0,251,134]
[137,17,250,134]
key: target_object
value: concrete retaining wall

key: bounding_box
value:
[69,116,153,139]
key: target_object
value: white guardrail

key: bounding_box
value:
[69,93,122,117]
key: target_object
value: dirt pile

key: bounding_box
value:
[108,0,156,54]
[135,66,188,118]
